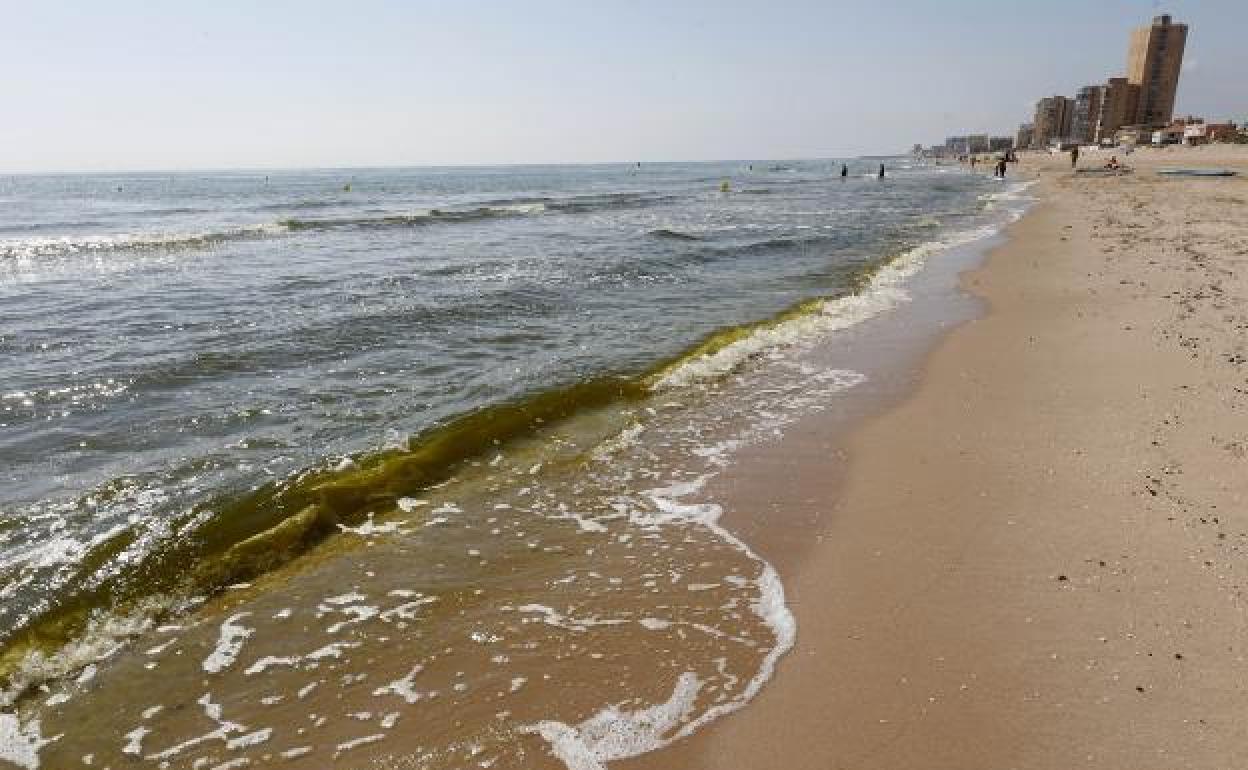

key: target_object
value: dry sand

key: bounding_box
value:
[627,145,1248,770]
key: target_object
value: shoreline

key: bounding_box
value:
[7,145,1246,767]
[3,167,1028,769]
[627,145,1248,770]
[0,166,999,695]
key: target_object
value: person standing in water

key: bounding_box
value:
[1070,145,1080,170]
[996,158,1007,179]
[840,163,848,179]
[878,163,885,179]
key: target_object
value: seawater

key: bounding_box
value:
[0,161,1029,768]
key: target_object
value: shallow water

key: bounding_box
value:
[0,161,1028,768]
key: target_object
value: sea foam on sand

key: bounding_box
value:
[521,202,1032,770]
[522,477,797,770]
[0,714,57,770]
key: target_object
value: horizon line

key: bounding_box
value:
[0,152,914,177]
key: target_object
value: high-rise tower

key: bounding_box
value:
[1094,77,1139,143]
[1126,14,1187,126]
[1071,86,1103,144]
[1031,96,1073,148]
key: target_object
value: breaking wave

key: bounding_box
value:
[0,215,1006,707]
[0,190,685,260]
[0,224,287,261]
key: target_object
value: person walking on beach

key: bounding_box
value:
[841,163,848,180]
[970,156,977,171]
[1070,145,1080,170]
[878,163,885,179]
[996,158,1007,179]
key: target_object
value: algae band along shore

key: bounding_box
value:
[0,162,1031,768]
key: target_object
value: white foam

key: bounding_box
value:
[145,693,243,760]
[645,476,708,499]
[145,638,176,656]
[202,613,253,673]
[526,464,799,770]
[322,591,367,605]
[372,665,425,704]
[306,641,358,661]
[0,600,172,709]
[122,726,150,755]
[0,223,288,262]
[591,423,646,461]
[336,733,385,755]
[244,656,300,676]
[525,672,702,770]
[337,515,406,536]
[0,713,56,769]
[379,597,437,622]
[245,638,359,676]
[653,223,1000,391]
[74,664,96,685]
[515,605,628,632]
[325,604,379,633]
[225,727,272,749]
[550,511,608,533]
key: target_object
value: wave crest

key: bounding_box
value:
[0,224,287,261]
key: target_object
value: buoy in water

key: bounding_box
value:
[343,183,351,192]
[719,180,730,193]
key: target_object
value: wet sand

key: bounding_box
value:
[628,146,1248,770]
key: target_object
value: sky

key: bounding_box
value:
[2,0,1245,172]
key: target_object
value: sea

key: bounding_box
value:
[0,160,1031,769]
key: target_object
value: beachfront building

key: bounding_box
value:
[1031,96,1073,149]
[1015,14,1189,149]
[1179,121,1237,145]
[1015,124,1034,151]
[1094,77,1140,144]
[1127,14,1187,127]
[989,137,1014,152]
[1114,125,1153,146]
[1204,123,1238,143]
[944,136,969,155]
[1071,86,1103,145]
[1152,125,1185,146]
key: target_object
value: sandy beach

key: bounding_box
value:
[627,145,1248,770]
[5,5,1247,768]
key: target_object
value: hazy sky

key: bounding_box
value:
[3,0,1245,172]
